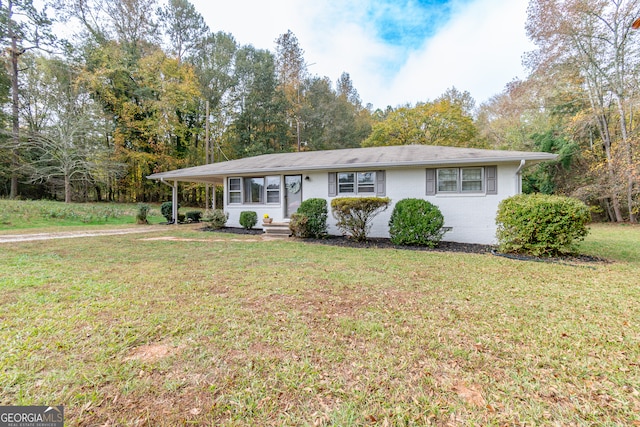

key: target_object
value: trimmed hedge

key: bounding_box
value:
[388,198,446,247]
[496,194,590,256]
[290,198,328,238]
[331,197,391,242]
[239,211,258,230]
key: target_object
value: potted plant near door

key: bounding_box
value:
[263,214,273,224]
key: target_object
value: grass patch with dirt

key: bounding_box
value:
[0,199,166,230]
[0,223,638,426]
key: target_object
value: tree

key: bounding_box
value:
[226,45,288,158]
[83,43,201,201]
[526,0,640,222]
[0,0,54,198]
[12,55,123,202]
[54,0,159,58]
[362,98,479,148]
[300,76,370,150]
[192,31,237,164]
[336,72,361,107]
[274,30,307,151]
[158,0,209,63]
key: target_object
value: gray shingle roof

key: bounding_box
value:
[147,145,558,183]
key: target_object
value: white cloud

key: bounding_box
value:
[192,0,534,109]
[384,0,535,107]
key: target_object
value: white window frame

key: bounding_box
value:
[244,177,265,204]
[338,172,355,194]
[228,176,281,205]
[228,177,242,204]
[437,168,459,193]
[436,167,484,194]
[337,171,377,195]
[266,176,281,204]
[461,167,484,192]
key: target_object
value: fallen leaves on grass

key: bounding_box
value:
[452,382,486,407]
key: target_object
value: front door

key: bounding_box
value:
[284,175,302,218]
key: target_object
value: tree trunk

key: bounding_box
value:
[614,95,636,223]
[64,173,71,203]
[9,0,20,199]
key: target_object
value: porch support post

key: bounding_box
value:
[158,178,179,224]
[172,180,178,225]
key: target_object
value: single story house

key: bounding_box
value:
[147,145,557,244]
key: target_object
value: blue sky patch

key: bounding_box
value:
[367,0,457,48]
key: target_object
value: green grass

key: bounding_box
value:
[0,199,167,230]
[0,221,638,426]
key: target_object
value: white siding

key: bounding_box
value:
[223,164,523,244]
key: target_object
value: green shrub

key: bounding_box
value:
[496,194,590,256]
[136,203,150,224]
[289,213,308,237]
[331,197,391,242]
[202,209,228,229]
[185,211,202,223]
[160,201,180,223]
[239,211,258,230]
[388,198,446,247]
[290,198,328,238]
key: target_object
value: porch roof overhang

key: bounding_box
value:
[147,145,558,184]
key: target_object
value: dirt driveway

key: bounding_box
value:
[0,226,170,243]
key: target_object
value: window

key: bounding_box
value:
[338,172,355,193]
[437,169,459,192]
[461,168,483,192]
[357,172,375,193]
[337,171,377,194]
[244,177,264,203]
[228,177,241,204]
[228,176,280,205]
[428,167,493,195]
[266,176,280,203]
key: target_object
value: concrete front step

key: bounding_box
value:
[262,222,291,237]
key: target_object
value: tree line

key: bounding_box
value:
[0,0,637,222]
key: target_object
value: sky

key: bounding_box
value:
[192,0,535,110]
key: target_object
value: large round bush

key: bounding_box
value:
[388,198,446,247]
[289,198,328,238]
[496,194,590,256]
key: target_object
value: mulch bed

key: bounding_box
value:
[203,226,606,263]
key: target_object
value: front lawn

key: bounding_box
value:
[0,224,638,425]
[0,199,167,230]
